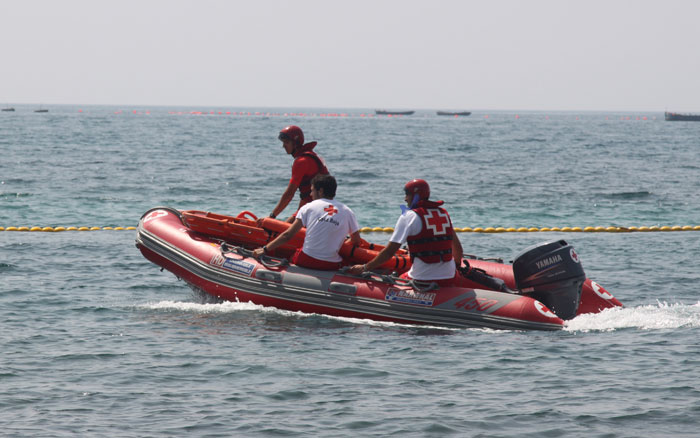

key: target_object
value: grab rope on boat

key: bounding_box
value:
[340,267,439,292]
[140,206,186,225]
[463,254,505,264]
[220,242,289,269]
[405,279,439,292]
[339,267,391,284]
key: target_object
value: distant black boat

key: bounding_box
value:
[34,107,48,113]
[2,107,15,112]
[375,109,415,115]
[665,111,700,121]
[437,111,471,116]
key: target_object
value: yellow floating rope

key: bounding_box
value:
[357,225,700,233]
[0,226,137,232]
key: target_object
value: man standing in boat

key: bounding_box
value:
[347,179,463,285]
[268,125,329,222]
[253,174,362,270]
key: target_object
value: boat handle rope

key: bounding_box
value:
[408,279,439,292]
[257,254,290,269]
[463,254,505,263]
[219,242,289,268]
[139,206,186,224]
[340,268,440,292]
[340,267,395,284]
[384,273,439,292]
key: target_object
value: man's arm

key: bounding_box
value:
[347,230,362,246]
[270,181,298,218]
[252,218,303,258]
[451,228,463,267]
[346,241,401,274]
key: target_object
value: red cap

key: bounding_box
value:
[404,179,430,200]
[278,125,304,147]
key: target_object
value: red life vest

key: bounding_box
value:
[292,142,329,201]
[407,200,454,264]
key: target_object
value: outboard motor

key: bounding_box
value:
[513,240,585,320]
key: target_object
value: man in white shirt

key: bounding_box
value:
[253,174,361,270]
[347,179,463,284]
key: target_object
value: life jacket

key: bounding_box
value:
[292,142,329,201]
[407,200,454,263]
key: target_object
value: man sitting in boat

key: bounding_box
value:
[253,174,362,270]
[268,125,329,223]
[347,179,463,285]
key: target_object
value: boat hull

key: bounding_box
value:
[437,111,471,116]
[375,110,415,115]
[665,111,700,121]
[137,208,577,330]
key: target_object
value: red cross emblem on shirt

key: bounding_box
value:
[424,209,450,235]
[324,205,338,216]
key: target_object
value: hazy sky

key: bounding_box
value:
[2,0,699,111]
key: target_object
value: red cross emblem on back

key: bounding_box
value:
[424,209,449,235]
[324,205,338,216]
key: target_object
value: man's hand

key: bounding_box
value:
[346,264,366,275]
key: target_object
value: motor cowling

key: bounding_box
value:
[513,240,585,320]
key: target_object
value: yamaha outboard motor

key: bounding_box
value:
[513,240,585,320]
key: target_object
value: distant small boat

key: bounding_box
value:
[1,107,14,112]
[437,111,471,116]
[665,111,700,121]
[375,109,414,115]
[34,106,48,113]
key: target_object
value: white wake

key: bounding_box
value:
[565,301,700,332]
[140,300,700,333]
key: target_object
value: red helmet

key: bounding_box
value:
[278,125,304,146]
[404,179,430,200]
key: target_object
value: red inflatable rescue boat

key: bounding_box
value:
[136,208,622,331]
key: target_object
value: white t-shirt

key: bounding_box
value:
[295,198,360,263]
[389,210,456,281]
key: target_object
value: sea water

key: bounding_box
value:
[1,105,699,437]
